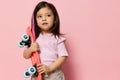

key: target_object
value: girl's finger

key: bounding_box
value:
[37,64,42,67]
[37,67,44,73]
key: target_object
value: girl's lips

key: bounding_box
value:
[42,22,48,25]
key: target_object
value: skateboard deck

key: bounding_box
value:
[26,26,42,80]
[18,26,42,80]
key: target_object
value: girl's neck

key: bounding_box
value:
[41,31,52,35]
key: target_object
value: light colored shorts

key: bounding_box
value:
[31,69,65,80]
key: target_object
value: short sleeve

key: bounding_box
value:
[57,37,69,57]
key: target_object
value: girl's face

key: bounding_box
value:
[36,7,55,34]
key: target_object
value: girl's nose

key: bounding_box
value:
[42,17,46,21]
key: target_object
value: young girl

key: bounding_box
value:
[23,1,68,80]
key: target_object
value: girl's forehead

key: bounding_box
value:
[37,7,53,15]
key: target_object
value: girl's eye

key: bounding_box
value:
[39,16,42,18]
[47,14,51,17]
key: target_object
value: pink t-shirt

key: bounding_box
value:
[36,33,68,65]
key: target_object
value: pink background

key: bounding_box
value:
[0,0,120,80]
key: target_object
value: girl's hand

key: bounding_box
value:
[29,42,40,52]
[37,64,50,74]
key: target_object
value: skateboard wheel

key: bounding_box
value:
[28,66,36,75]
[18,41,24,48]
[21,34,29,41]
[23,70,30,78]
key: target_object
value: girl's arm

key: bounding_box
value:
[37,56,68,73]
[49,56,68,72]
[23,47,33,59]
[23,42,40,59]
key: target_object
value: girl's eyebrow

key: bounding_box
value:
[36,13,42,16]
[37,13,50,15]
[37,11,53,16]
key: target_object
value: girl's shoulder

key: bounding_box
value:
[55,35,66,44]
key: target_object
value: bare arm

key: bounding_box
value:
[23,47,33,59]
[23,42,40,59]
[37,56,68,73]
[49,56,67,72]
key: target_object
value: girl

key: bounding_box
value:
[23,1,68,80]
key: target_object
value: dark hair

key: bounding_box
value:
[32,1,61,39]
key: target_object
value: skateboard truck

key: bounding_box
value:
[24,64,38,78]
[18,34,31,48]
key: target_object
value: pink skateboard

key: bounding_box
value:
[18,26,42,80]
